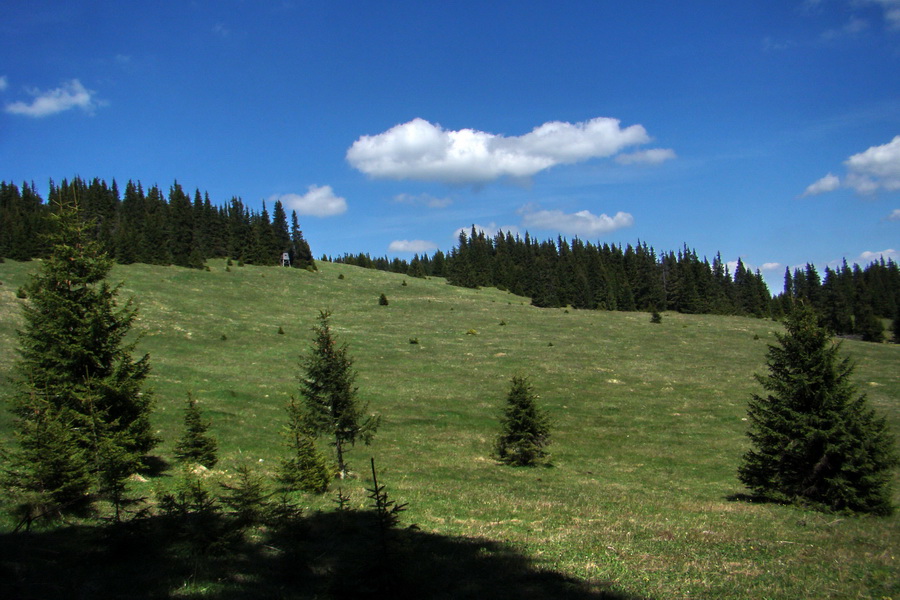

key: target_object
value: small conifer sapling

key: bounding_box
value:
[173,393,218,469]
[494,376,552,467]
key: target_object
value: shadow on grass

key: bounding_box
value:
[0,508,650,599]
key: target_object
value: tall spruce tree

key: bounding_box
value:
[299,310,379,478]
[2,198,156,520]
[738,303,896,514]
[494,376,552,466]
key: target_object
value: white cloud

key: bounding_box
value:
[388,239,438,253]
[887,208,900,221]
[392,193,453,208]
[270,185,347,217]
[802,172,841,196]
[761,262,783,271]
[520,208,634,237]
[4,79,101,117]
[859,248,898,263]
[346,117,657,185]
[0,76,7,92]
[844,135,900,193]
[614,148,676,165]
[803,136,900,196]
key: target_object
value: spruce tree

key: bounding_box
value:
[494,376,552,466]
[3,198,156,519]
[277,396,331,493]
[738,303,896,514]
[299,310,380,478]
[173,393,218,469]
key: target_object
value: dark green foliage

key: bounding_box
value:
[219,465,268,526]
[277,396,331,493]
[299,311,380,478]
[0,400,93,527]
[855,304,884,343]
[893,310,900,343]
[650,310,662,324]
[738,303,897,514]
[173,394,218,469]
[494,376,552,467]
[379,293,389,306]
[4,199,156,521]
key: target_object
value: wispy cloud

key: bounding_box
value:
[270,185,347,217]
[0,76,8,92]
[886,208,900,221]
[388,239,438,253]
[614,148,676,165]
[392,193,453,208]
[866,0,900,29]
[4,79,101,117]
[519,207,634,237]
[212,23,231,38]
[347,117,661,185]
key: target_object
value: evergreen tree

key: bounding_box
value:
[299,310,380,478]
[290,210,315,270]
[277,396,331,493]
[738,303,896,514]
[494,376,552,467]
[3,198,156,519]
[173,393,218,468]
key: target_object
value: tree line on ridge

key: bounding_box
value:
[3,177,898,340]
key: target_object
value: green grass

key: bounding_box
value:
[0,258,898,599]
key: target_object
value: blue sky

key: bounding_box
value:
[2,1,899,293]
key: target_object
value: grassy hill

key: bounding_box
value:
[0,258,898,599]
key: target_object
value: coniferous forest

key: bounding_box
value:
[0,178,315,270]
[3,178,899,340]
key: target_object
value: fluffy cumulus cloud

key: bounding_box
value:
[4,79,100,117]
[761,262,783,271]
[270,185,347,217]
[520,207,634,237]
[802,173,841,197]
[844,135,900,193]
[347,117,659,185]
[803,136,900,196]
[388,239,438,253]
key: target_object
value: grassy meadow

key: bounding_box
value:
[0,258,898,599]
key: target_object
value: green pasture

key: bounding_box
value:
[0,258,897,599]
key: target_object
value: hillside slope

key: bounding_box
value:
[0,259,897,599]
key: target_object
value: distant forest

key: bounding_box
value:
[2,178,898,340]
[0,177,315,270]
[333,228,899,339]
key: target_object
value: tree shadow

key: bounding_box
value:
[0,508,651,599]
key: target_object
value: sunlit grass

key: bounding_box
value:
[0,258,897,599]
